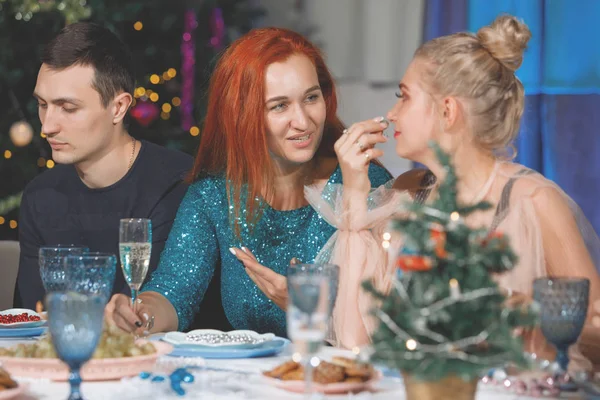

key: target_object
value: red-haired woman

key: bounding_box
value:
[106,27,391,338]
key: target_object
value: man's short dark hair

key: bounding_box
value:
[41,22,135,107]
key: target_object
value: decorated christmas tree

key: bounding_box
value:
[0,0,264,240]
[363,143,538,397]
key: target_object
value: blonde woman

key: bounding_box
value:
[311,14,600,371]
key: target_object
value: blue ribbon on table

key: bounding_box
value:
[139,367,196,396]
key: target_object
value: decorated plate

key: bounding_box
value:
[157,335,289,359]
[0,341,172,381]
[162,329,276,349]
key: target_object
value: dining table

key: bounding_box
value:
[0,336,584,400]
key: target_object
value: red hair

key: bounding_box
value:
[187,27,345,236]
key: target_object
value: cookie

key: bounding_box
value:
[281,367,304,381]
[330,356,357,369]
[0,368,17,389]
[0,378,17,389]
[331,356,373,378]
[263,360,299,379]
[343,376,365,383]
[313,361,345,384]
[345,363,374,378]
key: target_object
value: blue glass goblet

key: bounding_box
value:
[39,246,88,293]
[47,292,105,400]
[64,253,117,304]
[533,277,589,372]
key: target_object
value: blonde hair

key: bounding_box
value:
[415,15,531,156]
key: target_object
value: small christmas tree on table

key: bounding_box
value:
[363,143,537,400]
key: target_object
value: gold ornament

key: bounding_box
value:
[9,121,33,147]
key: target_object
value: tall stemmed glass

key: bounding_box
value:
[533,277,589,372]
[39,246,88,293]
[287,263,334,398]
[47,292,105,400]
[119,219,152,312]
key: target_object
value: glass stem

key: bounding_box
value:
[304,357,314,398]
[131,288,139,313]
[556,346,570,372]
[68,365,84,400]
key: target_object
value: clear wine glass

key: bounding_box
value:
[287,263,334,398]
[119,218,152,312]
[533,277,589,372]
[47,292,105,400]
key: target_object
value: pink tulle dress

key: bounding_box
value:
[306,162,600,372]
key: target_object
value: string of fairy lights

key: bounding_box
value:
[375,238,507,364]
[1,17,202,229]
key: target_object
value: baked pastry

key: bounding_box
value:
[281,367,304,381]
[263,357,374,384]
[313,361,345,384]
[264,360,299,379]
[331,356,373,379]
[343,376,364,383]
[330,356,356,369]
[0,367,18,390]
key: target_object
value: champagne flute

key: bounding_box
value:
[287,263,333,398]
[119,218,152,312]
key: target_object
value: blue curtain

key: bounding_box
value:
[424,0,600,231]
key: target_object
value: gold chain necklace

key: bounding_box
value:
[128,136,136,170]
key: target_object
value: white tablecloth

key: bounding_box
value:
[0,338,581,400]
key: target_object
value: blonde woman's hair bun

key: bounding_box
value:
[476,14,532,72]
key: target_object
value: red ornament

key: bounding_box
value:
[397,255,433,272]
[429,223,447,259]
[481,231,506,247]
[130,100,159,127]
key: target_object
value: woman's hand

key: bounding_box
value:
[231,247,288,310]
[105,293,154,336]
[334,117,388,193]
[502,288,532,310]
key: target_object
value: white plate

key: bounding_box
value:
[0,309,46,329]
[163,329,276,349]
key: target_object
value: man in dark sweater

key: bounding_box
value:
[14,23,193,310]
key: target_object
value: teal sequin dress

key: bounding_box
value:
[142,164,392,337]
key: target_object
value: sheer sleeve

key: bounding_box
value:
[141,183,219,331]
[494,174,600,372]
[305,181,409,349]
